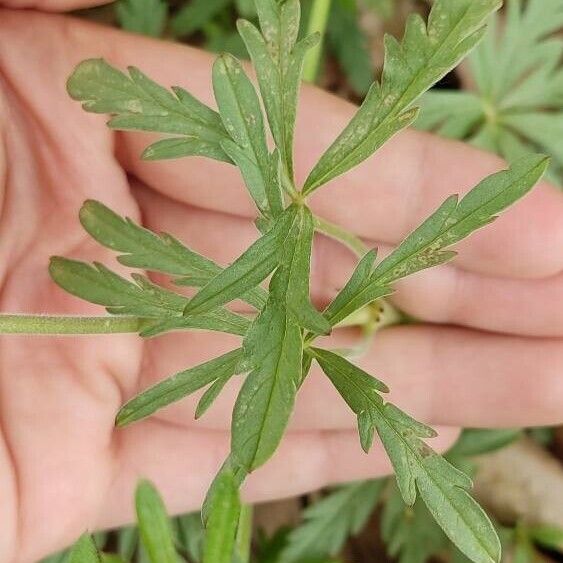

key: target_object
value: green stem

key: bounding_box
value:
[235,504,253,563]
[314,214,368,257]
[302,0,332,83]
[0,315,146,335]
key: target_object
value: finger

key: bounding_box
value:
[139,326,563,432]
[135,183,563,338]
[2,11,561,280]
[99,419,460,532]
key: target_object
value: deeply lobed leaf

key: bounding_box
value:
[116,348,244,426]
[67,59,231,162]
[312,347,500,563]
[323,155,549,328]
[302,0,502,194]
[239,0,318,180]
[80,199,267,310]
[282,479,386,561]
[213,53,272,215]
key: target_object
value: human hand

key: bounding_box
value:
[0,5,562,562]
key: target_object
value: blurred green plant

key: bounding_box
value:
[418,0,563,186]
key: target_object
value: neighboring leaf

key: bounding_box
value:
[176,513,205,562]
[312,347,500,563]
[195,371,233,419]
[328,0,374,96]
[530,525,563,553]
[171,0,231,38]
[115,0,168,37]
[373,154,549,285]
[116,527,138,561]
[322,155,549,329]
[381,483,449,563]
[68,535,102,563]
[282,479,386,561]
[419,0,563,186]
[135,480,179,563]
[303,0,502,194]
[49,256,249,337]
[322,249,392,328]
[116,348,244,426]
[235,0,256,18]
[49,257,187,318]
[202,456,248,524]
[183,206,298,317]
[67,59,231,163]
[80,199,267,310]
[282,206,331,335]
[202,470,241,563]
[238,0,319,178]
[213,53,271,214]
[447,428,523,459]
[139,308,250,338]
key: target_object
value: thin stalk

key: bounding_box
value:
[314,214,368,257]
[235,504,253,563]
[302,0,332,83]
[0,315,146,335]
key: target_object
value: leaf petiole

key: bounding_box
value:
[0,315,148,335]
[313,214,368,257]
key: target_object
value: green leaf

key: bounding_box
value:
[171,0,231,38]
[116,527,138,560]
[322,249,392,328]
[49,256,249,337]
[529,525,563,553]
[312,347,500,563]
[138,309,251,338]
[135,480,179,563]
[419,0,563,187]
[322,155,549,329]
[377,154,549,284]
[235,0,256,18]
[282,480,386,561]
[67,59,231,163]
[115,0,168,37]
[79,200,266,310]
[328,0,374,96]
[68,535,102,563]
[49,257,187,318]
[381,483,449,563]
[238,0,319,179]
[213,53,271,214]
[231,293,303,470]
[183,206,298,317]
[195,371,233,419]
[282,206,331,335]
[176,513,205,562]
[303,0,502,194]
[116,348,244,426]
[230,204,333,471]
[447,428,523,459]
[202,456,248,524]
[203,470,241,563]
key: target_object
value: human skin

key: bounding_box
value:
[0,2,562,561]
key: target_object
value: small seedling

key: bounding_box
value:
[2,1,550,562]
